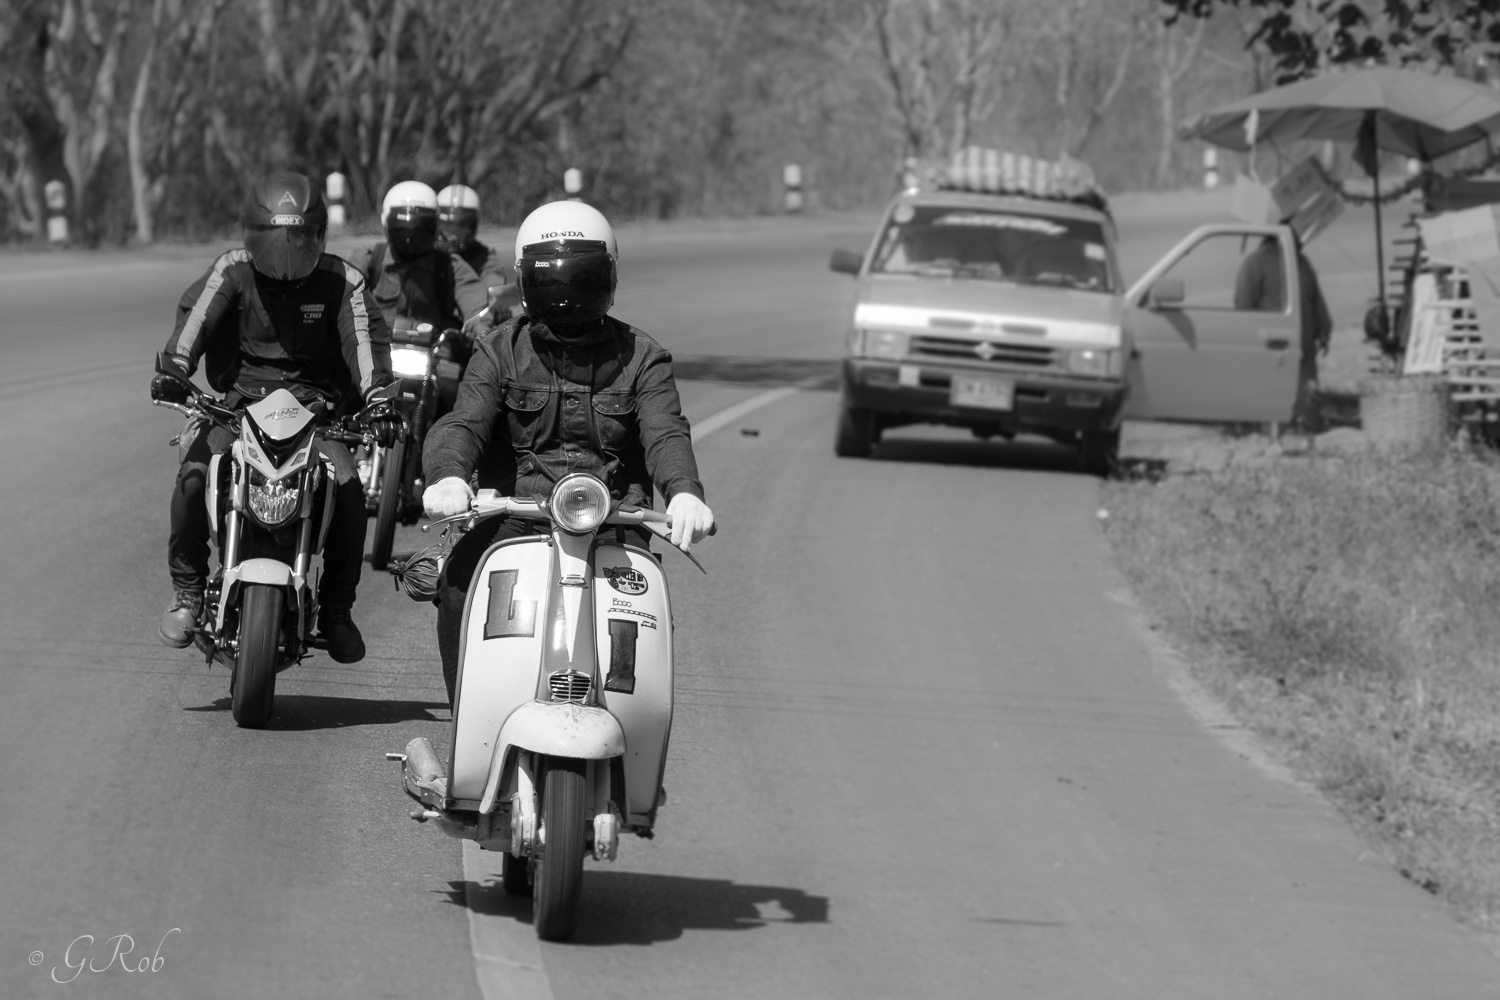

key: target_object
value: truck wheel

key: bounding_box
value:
[1078,429,1120,478]
[835,404,879,458]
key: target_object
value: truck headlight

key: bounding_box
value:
[1066,348,1120,378]
[246,468,301,527]
[856,328,908,361]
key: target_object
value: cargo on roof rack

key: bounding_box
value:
[907,147,1109,213]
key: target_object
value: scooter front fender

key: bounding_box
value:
[478,703,624,814]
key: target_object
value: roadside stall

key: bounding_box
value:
[1179,66,1500,446]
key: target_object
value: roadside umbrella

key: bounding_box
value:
[1179,66,1500,316]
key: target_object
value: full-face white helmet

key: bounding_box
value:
[437,184,481,252]
[381,180,439,258]
[513,201,617,326]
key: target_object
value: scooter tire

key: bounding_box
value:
[533,757,587,941]
[232,583,282,729]
[369,437,406,571]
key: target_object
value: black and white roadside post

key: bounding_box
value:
[783,163,804,213]
[326,172,347,232]
[564,168,584,201]
[1202,148,1219,191]
[45,180,69,245]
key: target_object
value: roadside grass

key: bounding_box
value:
[1102,446,1500,940]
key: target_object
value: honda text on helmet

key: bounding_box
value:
[382,181,439,259]
[437,184,480,254]
[514,201,617,327]
[243,171,328,281]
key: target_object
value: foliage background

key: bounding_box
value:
[3,0,1497,245]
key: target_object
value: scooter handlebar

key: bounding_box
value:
[458,494,716,536]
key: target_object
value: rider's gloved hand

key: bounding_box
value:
[667,493,714,551]
[460,309,492,342]
[423,476,474,518]
[150,362,192,405]
[365,382,400,404]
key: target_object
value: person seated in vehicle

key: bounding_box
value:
[437,183,521,320]
[151,171,398,662]
[1234,227,1333,430]
[351,180,492,416]
[419,200,716,703]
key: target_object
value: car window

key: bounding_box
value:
[1153,232,1289,312]
[870,204,1113,292]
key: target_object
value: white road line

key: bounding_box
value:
[690,386,800,443]
[460,384,800,1000]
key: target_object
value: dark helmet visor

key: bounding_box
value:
[388,206,438,258]
[245,222,326,280]
[517,247,615,324]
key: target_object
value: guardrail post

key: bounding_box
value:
[326,172,346,231]
[783,163,804,213]
[45,180,69,245]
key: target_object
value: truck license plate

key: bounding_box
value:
[951,374,1014,411]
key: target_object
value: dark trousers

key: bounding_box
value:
[168,418,367,610]
[435,517,652,703]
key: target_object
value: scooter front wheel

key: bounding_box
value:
[232,583,282,728]
[533,757,587,941]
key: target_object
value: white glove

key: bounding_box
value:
[667,493,714,551]
[423,476,474,518]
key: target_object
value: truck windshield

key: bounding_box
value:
[870,205,1114,292]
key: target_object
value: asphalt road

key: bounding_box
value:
[3,195,1498,999]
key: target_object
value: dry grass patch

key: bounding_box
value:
[1103,447,1500,937]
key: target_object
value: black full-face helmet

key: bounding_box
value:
[437,184,480,254]
[243,171,328,281]
[382,181,439,259]
[514,200,617,328]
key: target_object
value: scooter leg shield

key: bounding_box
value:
[448,536,552,803]
[592,542,674,827]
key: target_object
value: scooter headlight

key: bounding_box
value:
[550,474,611,534]
[247,467,301,527]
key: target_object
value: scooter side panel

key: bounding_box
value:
[450,536,553,802]
[593,543,673,824]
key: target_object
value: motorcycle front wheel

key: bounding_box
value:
[533,757,587,941]
[231,582,283,728]
[369,437,407,571]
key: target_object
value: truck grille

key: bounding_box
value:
[909,335,1058,369]
[548,670,592,703]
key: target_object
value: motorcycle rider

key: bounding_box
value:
[436,183,512,296]
[420,200,715,702]
[352,182,492,413]
[152,170,399,663]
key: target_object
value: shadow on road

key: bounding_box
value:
[672,355,839,390]
[182,694,447,729]
[872,434,1081,474]
[448,871,830,945]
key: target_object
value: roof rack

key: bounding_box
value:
[906,147,1108,213]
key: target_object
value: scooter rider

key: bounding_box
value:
[353,181,492,414]
[420,200,715,702]
[151,170,399,663]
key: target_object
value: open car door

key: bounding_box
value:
[1124,224,1302,423]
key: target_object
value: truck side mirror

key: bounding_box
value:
[829,248,863,275]
[1148,276,1184,308]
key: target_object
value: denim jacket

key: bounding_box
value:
[422,315,704,507]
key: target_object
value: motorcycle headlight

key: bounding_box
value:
[247,467,301,527]
[1066,348,1119,378]
[390,346,430,378]
[550,474,611,534]
[855,328,908,361]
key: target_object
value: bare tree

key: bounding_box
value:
[126,0,227,242]
[849,0,1012,163]
[1152,2,1207,187]
[1027,0,1146,159]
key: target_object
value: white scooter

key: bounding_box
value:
[390,473,711,941]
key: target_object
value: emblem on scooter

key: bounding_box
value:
[603,566,648,595]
